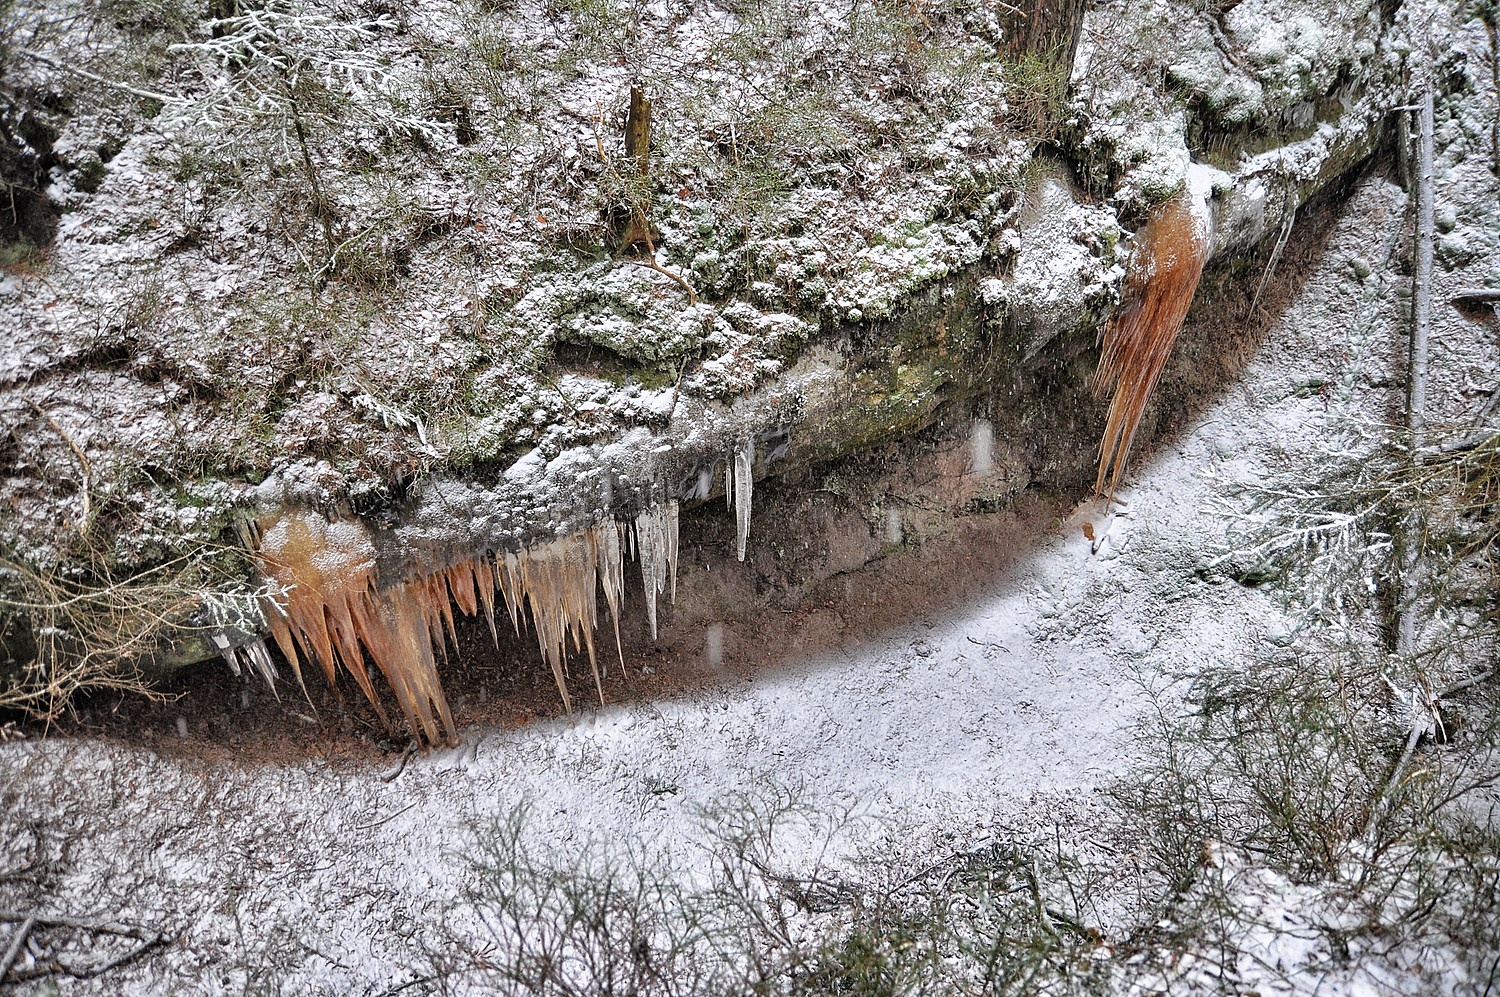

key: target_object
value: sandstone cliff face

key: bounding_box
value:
[0,0,1425,712]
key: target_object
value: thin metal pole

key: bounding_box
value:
[1410,87,1435,465]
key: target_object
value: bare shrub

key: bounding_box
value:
[425,786,1118,996]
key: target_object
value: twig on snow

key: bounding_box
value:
[1449,287,1500,307]
[0,909,162,983]
[0,917,35,983]
[19,50,186,106]
[378,741,417,782]
[353,799,418,830]
[26,399,91,532]
[1438,381,1500,454]
[1439,668,1495,699]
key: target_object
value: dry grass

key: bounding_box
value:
[0,548,205,723]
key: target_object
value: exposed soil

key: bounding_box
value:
[31,484,1072,767]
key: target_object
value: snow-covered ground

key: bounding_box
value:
[10,158,1496,993]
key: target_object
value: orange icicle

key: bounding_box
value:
[264,612,309,700]
[255,510,451,743]
[446,563,479,617]
[473,560,500,648]
[253,505,679,743]
[1094,181,1212,499]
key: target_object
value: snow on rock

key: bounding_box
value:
[1,0,1407,601]
[1005,173,1125,359]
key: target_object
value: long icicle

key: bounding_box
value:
[733,438,754,561]
[636,503,668,640]
[666,499,679,603]
[596,521,627,671]
[255,510,441,741]
[1093,170,1213,500]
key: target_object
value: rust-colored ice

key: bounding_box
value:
[254,508,662,745]
[1093,186,1212,499]
[255,510,444,741]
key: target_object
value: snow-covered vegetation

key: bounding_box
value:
[0,0,1395,561]
[3,0,1500,991]
[0,0,1408,713]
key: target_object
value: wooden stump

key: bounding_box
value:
[615,85,658,254]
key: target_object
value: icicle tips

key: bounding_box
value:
[252,504,681,745]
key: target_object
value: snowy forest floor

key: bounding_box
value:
[4,164,1500,993]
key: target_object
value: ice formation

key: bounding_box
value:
[253,511,449,742]
[1093,165,1214,497]
[970,419,995,475]
[252,501,689,744]
[634,500,679,641]
[496,522,628,715]
[213,634,280,693]
[729,438,755,561]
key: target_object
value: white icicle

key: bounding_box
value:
[213,632,239,677]
[636,503,676,640]
[733,438,754,561]
[666,499,679,603]
[595,520,627,670]
[241,639,281,697]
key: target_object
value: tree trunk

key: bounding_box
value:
[615,85,656,254]
[1409,87,1435,466]
[1396,89,1434,663]
[1365,86,1436,846]
[1484,14,1498,176]
[1000,0,1087,72]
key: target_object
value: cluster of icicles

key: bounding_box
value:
[246,504,680,744]
[239,448,757,745]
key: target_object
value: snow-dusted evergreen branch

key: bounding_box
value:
[1207,150,1415,633]
[166,2,444,145]
[158,0,449,273]
[1211,493,1396,627]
